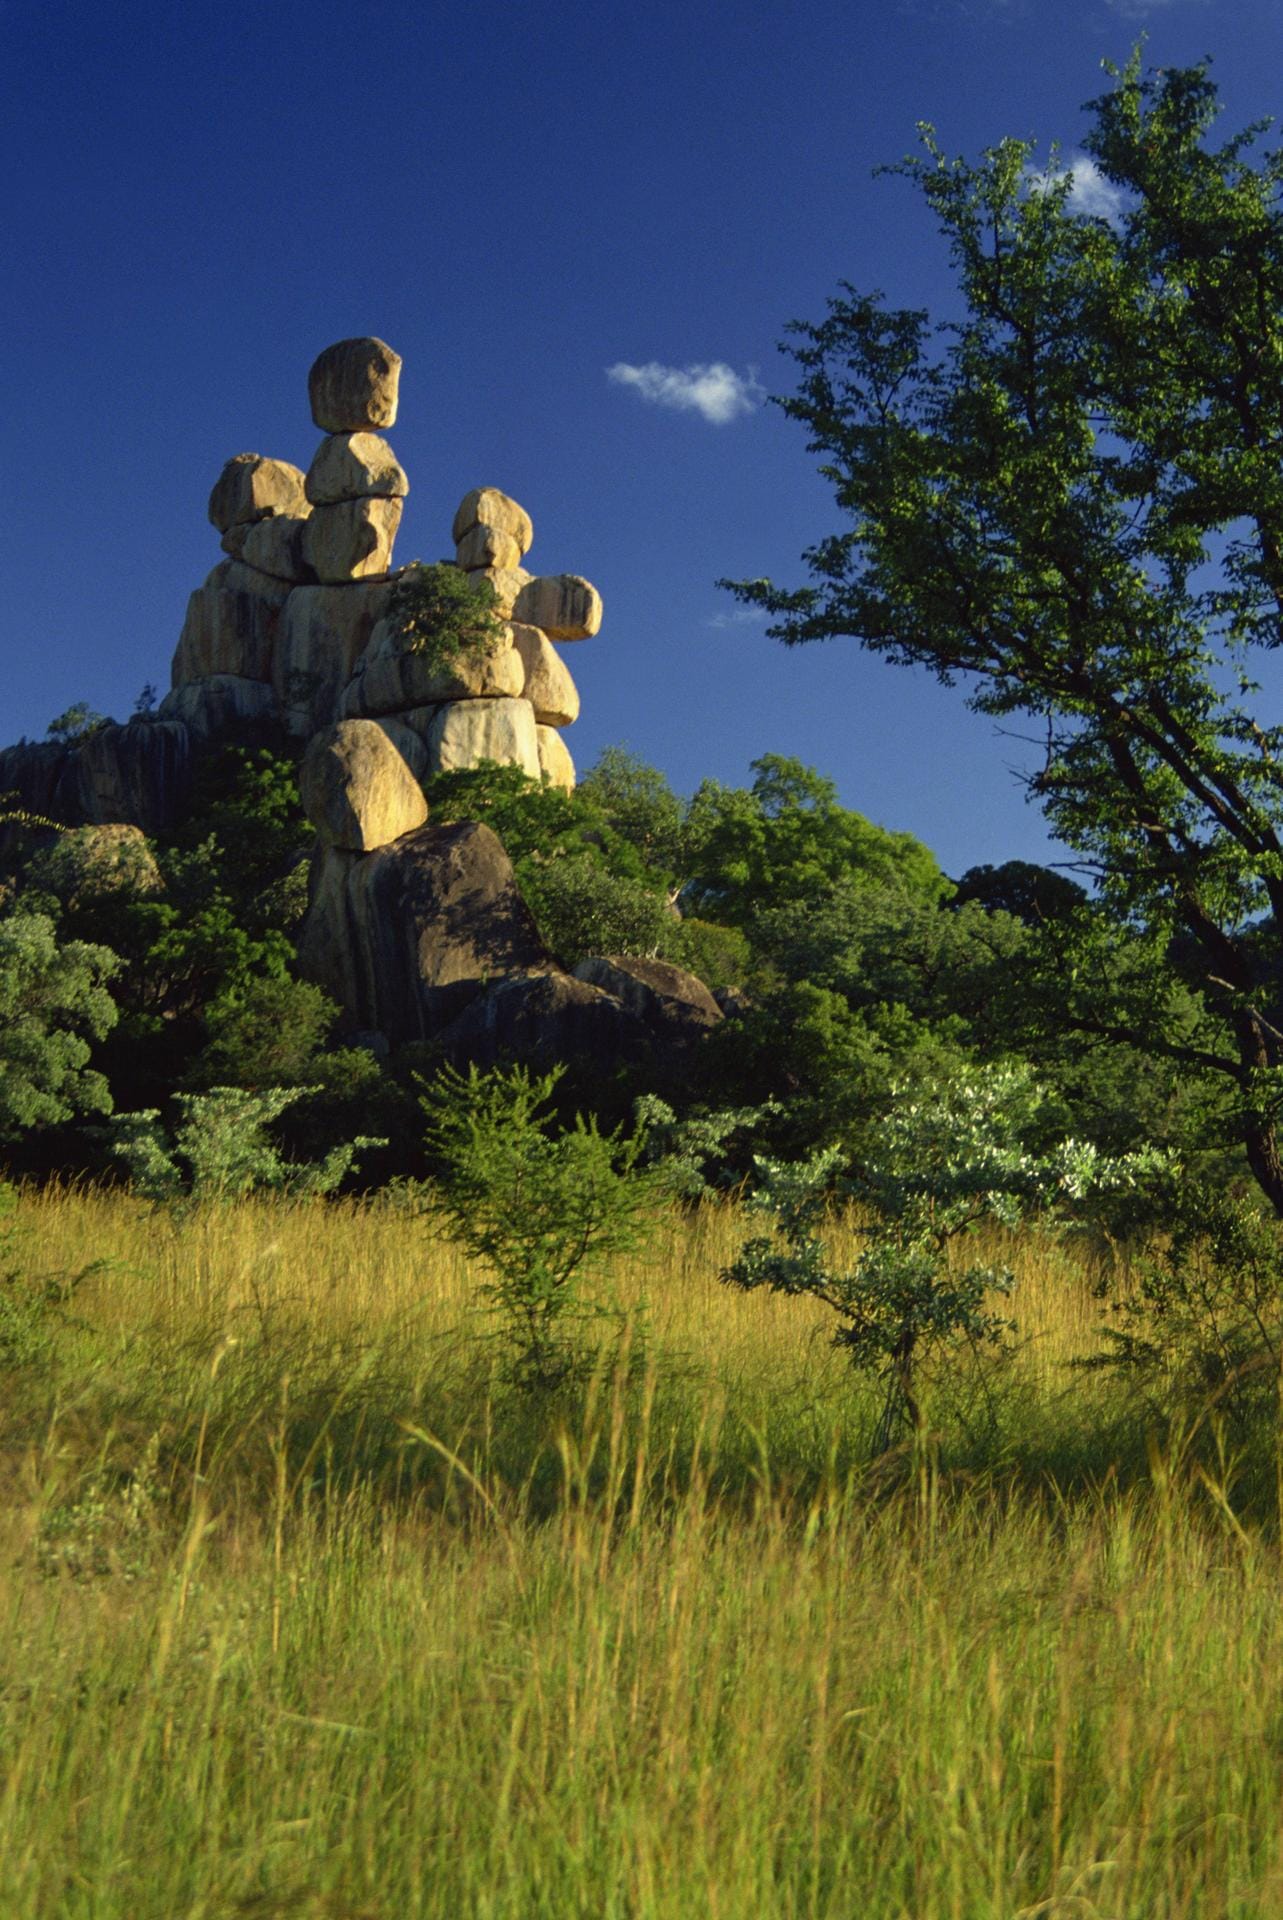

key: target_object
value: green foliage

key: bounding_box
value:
[578,746,690,880]
[420,1063,656,1387]
[110,1086,382,1208]
[185,974,338,1090]
[46,702,109,743]
[633,1094,778,1198]
[527,858,676,965]
[424,761,682,965]
[390,560,507,679]
[1089,1180,1283,1425]
[726,57,1283,1213]
[684,754,950,930]
[25,825,160,911]
[29,747,316,1114]
[0,910,120,1139]
[726,1064,1168,1445]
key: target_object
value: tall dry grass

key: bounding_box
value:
[1,1184,1273,1918]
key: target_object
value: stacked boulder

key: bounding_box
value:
[338,483,594,793]
[294,718,716,1063]
[158,336,601,794]
[163,338,407,744]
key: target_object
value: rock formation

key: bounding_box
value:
[155,337,593,794]
[3,336,729,1077]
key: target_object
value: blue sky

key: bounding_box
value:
[4,0,1281,876]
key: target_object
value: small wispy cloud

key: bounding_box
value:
[1027,155,1125,223]
[1107,0,1208,16]
[606,360,764,426]
[705,606,769,631]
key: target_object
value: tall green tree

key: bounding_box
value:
[727,56,1283,1212]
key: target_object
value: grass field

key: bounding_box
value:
[4,1184,1283,1918]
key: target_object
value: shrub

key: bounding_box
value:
[389,561,507,680]
[110,1086,383,1208]
[420,1062,657,1387]
[725,1064,1168,1447]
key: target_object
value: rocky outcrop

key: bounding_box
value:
[303,496,403,584]
[452,486,534,556]
[162,347,601,787]
[172,561,291,684]
[75,721,194,834]
[0,721,194,839]
[296,819,548,1046]
[158,675,279,740]
[240,514,315,585]
[300,719,428,853]
[1,336,670,1077]
[514,624,579,726]
[512,573,603,640]
[272,580,396,741]
[536,726,575,791]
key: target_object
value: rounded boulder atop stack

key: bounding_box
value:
[308,337,402,433]
[208,453,308,532]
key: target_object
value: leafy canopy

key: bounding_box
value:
[726,56,1283,1211]
[0,911,119,1140]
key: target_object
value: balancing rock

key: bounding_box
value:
[303,496,402,583]
[308,337,402,433]
[513,624,579,726]
[536,725,576,791]
[159,675,279,741]
[172,561,291,684]
[426,696,540,778]
[208,454,308,533]
[512,573,602,640]
[343,616,524,717]
[273,580,397,739]
[240,513,315,584]
[297,821,549,1045]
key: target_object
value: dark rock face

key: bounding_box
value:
[76,721,194,834]
[0,720,194,838]
[573,954,724,1046]
[296,819,549,1046]
[713,985,753,1020]
[433,968,650,1070]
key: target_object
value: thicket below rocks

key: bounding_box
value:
[0,727,1241,1194]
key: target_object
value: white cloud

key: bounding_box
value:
[1027,155,1125,223]
[705,606,769,630]
[606,360,764,426]
[1108,0,1207,15]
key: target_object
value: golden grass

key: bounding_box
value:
[3,1184,1268,1919]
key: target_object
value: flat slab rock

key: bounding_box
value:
[573,955,724,1042]
[432,968,650,1071]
